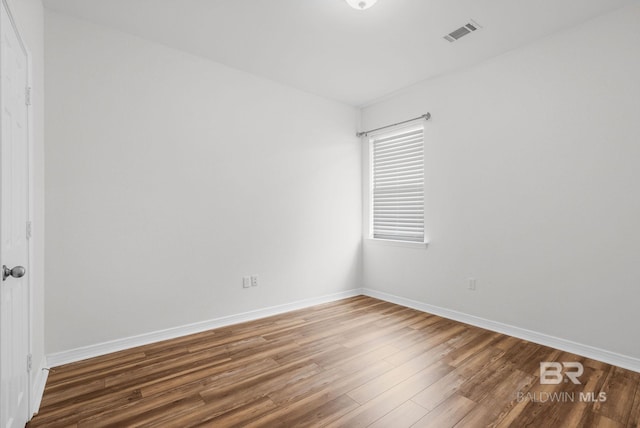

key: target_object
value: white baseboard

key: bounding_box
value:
[46,289,362,368]
[30,356,49,417]
[44,286,640,375]
[362,288,640,374]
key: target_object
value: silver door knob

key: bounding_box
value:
[2,265,26,281]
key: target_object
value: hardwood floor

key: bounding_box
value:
[28,296,640,427]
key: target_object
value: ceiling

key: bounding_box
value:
[42,0,632,106]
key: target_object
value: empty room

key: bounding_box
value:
[1,0,639,426]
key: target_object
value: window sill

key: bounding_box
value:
[365,238,429,249]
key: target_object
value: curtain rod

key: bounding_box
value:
[356,112,431,138]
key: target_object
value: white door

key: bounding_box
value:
[0,0,31,426]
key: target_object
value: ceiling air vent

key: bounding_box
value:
[444,20,482,43]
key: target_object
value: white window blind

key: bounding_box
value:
[371,125,425,242]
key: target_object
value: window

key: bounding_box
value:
[370,124,425,243]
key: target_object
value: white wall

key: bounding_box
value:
[362,4,640,360]
[44,12,361,354]
[10,0,45,407]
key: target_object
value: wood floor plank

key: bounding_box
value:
[139,356,279,398]
[410,368,468,412]
[407,313,440,330]
[44,352,148,387]
[558,365,608,428]
[492,335,522,351]
[596,415,626,428]
[28,296,640,428]
[411,393,476,428]
[198,361,323,408]
[325,362,453,428]
[244,360,392,427]
[367,399,429,428]
[596,366,640,425]
[412,345,504,411]
[459,358,534,406]
[39,378,106,409]
[27,388,143,427]
[453,403,495,427]
[268,393,359,427]
[628,382,640,428]
[194,397,278,428]
[493,365,574,428]
[105,395,206,428]
[347,343,451,404]
[310,328,415,370]
[384,323,468,366]
[443,330,499,367]
[36,355,277,425]
[75,387,205,427]
[103,347,235,389]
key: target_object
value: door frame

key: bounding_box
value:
[0,0,35,421]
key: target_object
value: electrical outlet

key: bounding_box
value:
[251,275,258,287]
[468,277,476,291]
[243,276,251,288]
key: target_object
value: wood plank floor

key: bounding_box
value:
[28,296,640,427]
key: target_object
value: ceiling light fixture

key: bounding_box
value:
[345,0,378,11]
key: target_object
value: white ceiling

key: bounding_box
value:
[42,0,632,106]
